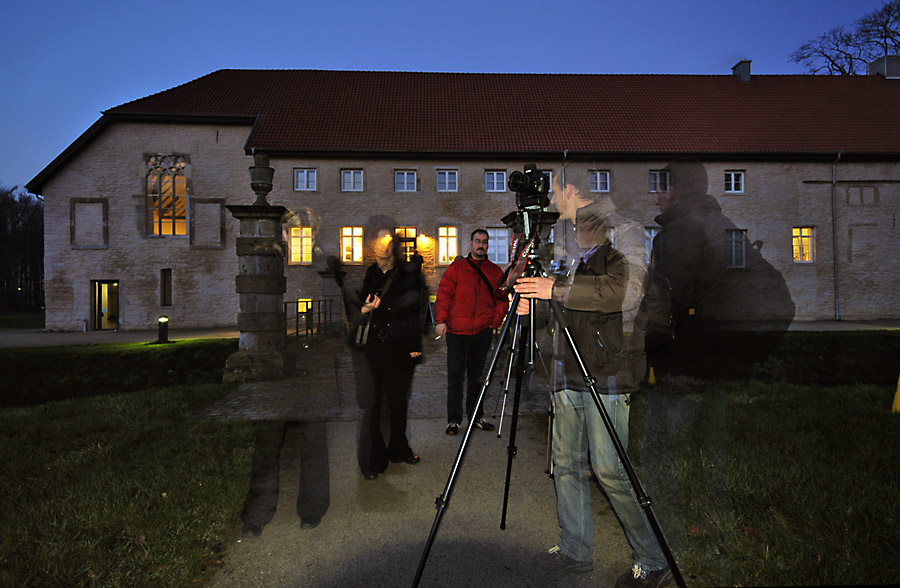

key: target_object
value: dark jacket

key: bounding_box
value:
[358,259,424,356]
[435,255,508,335]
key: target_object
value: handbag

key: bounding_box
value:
[348,270,395,350]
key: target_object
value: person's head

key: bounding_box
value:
[470,229,489,260]
[551,175,592,222]
[372,229,396,262]
[658,161,708,212]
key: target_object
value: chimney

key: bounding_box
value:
[732,60,751,83]
[867,55,900,79]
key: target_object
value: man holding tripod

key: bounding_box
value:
[435,229,508,435]
[514,178,672,588]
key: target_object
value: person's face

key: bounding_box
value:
[550,183,578,221]
[657,186,677,213]
[374,230,393,260]
[470,233,489,260]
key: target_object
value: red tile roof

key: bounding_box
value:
[103,69,900,158]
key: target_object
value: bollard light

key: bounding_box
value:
[158,315,169,344]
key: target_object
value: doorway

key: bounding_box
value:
[91,280,119,330]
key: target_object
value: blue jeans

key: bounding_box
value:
[552,382,667,569]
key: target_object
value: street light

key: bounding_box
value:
[158,315,169,344]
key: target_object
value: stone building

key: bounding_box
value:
[26,62,900,331]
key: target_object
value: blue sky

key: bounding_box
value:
[1,0,887,191]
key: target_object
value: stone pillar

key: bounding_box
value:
[224,154,294,382]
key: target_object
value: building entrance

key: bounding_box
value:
[91,280,119,330]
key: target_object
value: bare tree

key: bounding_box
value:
[791,0,900,74]
[0,186,44,313]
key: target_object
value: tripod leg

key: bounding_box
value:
[546,298,686,588]
[412,292,522,587]
[495,314,521,438]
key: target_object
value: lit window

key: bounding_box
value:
[438,226,458,264]
[341,226,363,264]
[792,227,816,263]
[437,170,458,192]
[146,154,188,236]
[644,227,660,265]
[294,168,317,191]
[341,170,364,192]
[725,171,745,194]
[726,229,747,268]
[487,227,510,264]
[485,171,506,192]
[289,226,314,265]
[649,170,669,193]
[297,298,312,313]
[395,227,417,261]
[590,171,610,192]
[395,170,417,192]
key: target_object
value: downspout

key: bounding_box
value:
[831,152,842,321]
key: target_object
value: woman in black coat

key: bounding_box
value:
[356,229,423,479]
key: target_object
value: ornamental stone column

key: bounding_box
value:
[223,153,294,382]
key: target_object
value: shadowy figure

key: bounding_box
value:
[240,420,330,535]
[638,161,795,583]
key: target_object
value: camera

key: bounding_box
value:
[508,163,551,209]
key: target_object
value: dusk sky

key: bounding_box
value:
[1,0,888,192]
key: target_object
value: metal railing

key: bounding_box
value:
[284,298,337,340]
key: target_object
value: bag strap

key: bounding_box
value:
[466,257,496,297]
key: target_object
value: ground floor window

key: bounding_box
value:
[289,226,314,265]
[486,227,510,265]
[394,227,417,261]
[341,226,363,264]
[726,229,747,268]
[438,226,458,264]
[792,227,816,263]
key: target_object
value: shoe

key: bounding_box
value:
[390,453,421,465]
[614,564,673,588]
[300,516,321,529]
[541,545,593,575]
[445,423,459,435]
[473,418,495,431]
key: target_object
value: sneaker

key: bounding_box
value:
[541,545,592,575]
[615,564,673,588]
[445,423,459,436]
[473,418,495,431]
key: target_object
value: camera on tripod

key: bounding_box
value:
[508,163,551,210]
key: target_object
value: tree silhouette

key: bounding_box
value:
[0,186,44,314]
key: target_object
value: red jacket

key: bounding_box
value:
[435,255,509,335]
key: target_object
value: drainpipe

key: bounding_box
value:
[831,152,842,321]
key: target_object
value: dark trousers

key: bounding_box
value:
[362,349,415,473]
[446,329,493,424]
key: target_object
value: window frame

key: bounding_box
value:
[340,226,364,264]
[724,170,745,194]
[394,227,418,261]
[437,169,459,193]
[437,226,458,265]
[341,169,364,192]
[288,226,314,265]
[649,170,670,194]
[792,226,816,263]
[394,170,417,192]
[293,168,317,191]
[726,229,747,269]
[486,227,510,265]
[589,170,611,193]
[485,170,507,193]
[145,154,189,237]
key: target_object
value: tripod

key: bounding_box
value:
[412,235,685,588]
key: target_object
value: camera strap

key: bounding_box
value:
[466,257,496,297]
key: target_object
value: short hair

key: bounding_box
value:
[663,161,708,197]
[470,229,489,241]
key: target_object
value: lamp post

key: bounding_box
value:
[157,315,169,344]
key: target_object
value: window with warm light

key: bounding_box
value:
[792,227,816,263]
[341,226,363,264]
[289,226,314,265]
[146,154,188,236]
[486,227,510,264]
[297,298,312,313]
[438,226,458,264]
[395,227,417,261]
[726,229,747,268]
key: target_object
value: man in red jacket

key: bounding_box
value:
[435,229,509,435]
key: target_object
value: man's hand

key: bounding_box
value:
[514,277,554,300]
[434,323,447,338]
